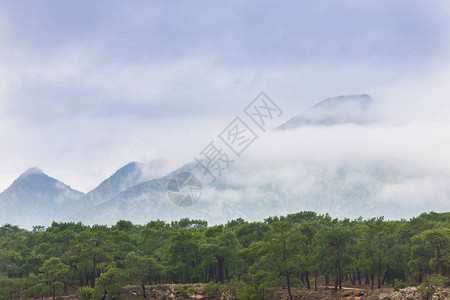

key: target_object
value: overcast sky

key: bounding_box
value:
[1,1,450,192]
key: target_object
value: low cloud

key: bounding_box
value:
[207,119,450,219]
[1,0,450,205]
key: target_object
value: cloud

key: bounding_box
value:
[376,177,450,205]
[0,0,450,201]
[208,119,450,219]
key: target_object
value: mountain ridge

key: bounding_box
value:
[77,159,167,209]
[277,94,374,130]
[0,168,84,227]
[4,94,447,229]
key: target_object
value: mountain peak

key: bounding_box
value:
[77,159,168,208]
[0,167,84,228]
[21,167,44,176]
[277,94,375,130]
[313,94,373,109]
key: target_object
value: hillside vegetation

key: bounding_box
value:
[0,211,448,299]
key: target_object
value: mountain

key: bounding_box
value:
[4,94,449,228]
[0,167,84,228]
[78,160,167,208]
[277,94,374,130]
[0,160,168,228]
[75,161,275,226]
[76,158,448,226]
[73,94,448,226]
[70,162,211,225]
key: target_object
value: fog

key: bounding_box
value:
[0,1,450,207]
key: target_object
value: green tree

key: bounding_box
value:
[25,273,51,299]
[417,274,447,300]
[125,251,161,298]
[72,225,114,287]
[201,226,240,283]
[39,257,69,300]
[93,267,124,300]
[261,221,304,300]
[165,227,203,283]
[409,227,449,284]
[317,222,353,291]
[236,270,276,300]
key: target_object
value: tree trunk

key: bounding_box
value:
[437,246,444,276]
[286,273,293,300]
[338,260,342,290]
[377,248,382,289]
[357,269,361,285]
[314,274,317,291]
[325,274,329,286]
[52,285,56,300]
[334,261,339,291]
[377,269,382,288]
[365,274,369,284]
[92,254,96,288]
[382,269,388,285]
[370,273,374,290]
[447,272,450,288]
[216,258,225,283]
[225,264,231,282]
[142,284,147,298]
[305,272,311,289]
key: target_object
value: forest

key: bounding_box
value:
[0,211,448,299]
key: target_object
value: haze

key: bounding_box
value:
[1,0,450,198]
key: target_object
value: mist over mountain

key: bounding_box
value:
[1,94,449,228]
[0,160,168,228]
[277,94,375,129]
[70,162,205,225]
[71,94,448,225]
[77,159,167,208]
[0,167,84,228]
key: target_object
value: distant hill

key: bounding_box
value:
[0,167,84,228]
[77,160,167,208]
[2,94,449,229]
[0,160,168,228]
[277,94,374,129]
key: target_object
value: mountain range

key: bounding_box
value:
[1,94,447,228]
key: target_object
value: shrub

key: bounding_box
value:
[236,270,276,300]
[78,286,94,300]
[417,274,447,300]
[394,281,406,291]
[93,268,125,300]
[186,286,196,295]
[203,281,221,295]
